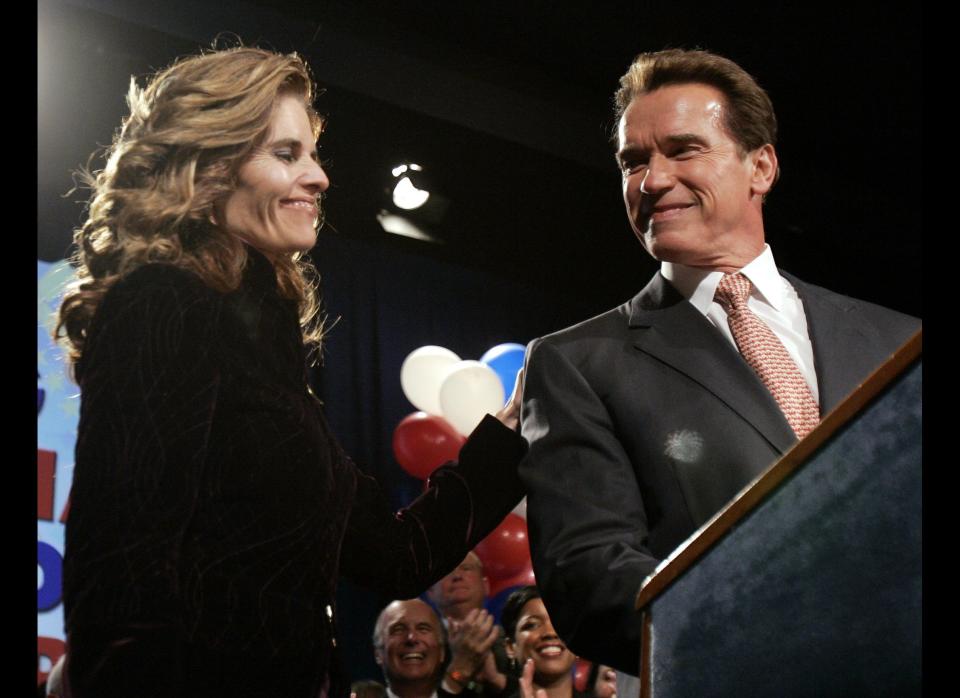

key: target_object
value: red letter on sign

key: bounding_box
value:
[37,636,66,687]
[37,449,57,521]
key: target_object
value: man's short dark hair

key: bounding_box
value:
[614,48,777,155]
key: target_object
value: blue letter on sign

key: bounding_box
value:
[37,541,62,611]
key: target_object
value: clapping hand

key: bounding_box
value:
[519,658,547,698]
[446,608,500,680]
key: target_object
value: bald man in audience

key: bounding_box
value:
[374,600,447,698]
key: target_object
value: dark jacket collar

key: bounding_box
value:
[226,246,306,387]
[242,245,282,294]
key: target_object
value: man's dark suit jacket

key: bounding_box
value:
[519,271,919,674]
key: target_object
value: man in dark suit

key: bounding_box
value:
[519,49,919,676]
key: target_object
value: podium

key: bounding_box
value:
[634,331,922,697]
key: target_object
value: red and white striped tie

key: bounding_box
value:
[714,273,820,439]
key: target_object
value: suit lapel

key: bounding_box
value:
[628,273,797,454]
[785,273,881,413]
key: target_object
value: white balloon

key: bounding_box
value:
[400,346,461,415]
[511,496,527,519]
[439,360,506,436]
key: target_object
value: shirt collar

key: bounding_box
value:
[661,244,784,316]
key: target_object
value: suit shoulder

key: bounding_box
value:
[112,262,215,298]
[101,263,223,316]
[532,299,633,349]
[78,264,226,384]
[789,275,920,330]
[91,264,225,343]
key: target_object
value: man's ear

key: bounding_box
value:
[749,144,778,197]
[374,647,384,667]
[482,576,490,598]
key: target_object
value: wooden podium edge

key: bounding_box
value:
[639,611,652,698]
[634,328,922,611]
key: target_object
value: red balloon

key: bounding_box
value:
[573,659,593,692]
[475,513,531,585]
[488,562,535,597]
[392,412,465,480]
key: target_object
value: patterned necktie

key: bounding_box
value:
[714,273,820,439]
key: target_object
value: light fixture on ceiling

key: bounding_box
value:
[378,162,450,242]
[391,163,430,210]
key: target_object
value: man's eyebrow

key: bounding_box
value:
[665,133,708,146]
[615,143,646,162]
[616,133,708,161]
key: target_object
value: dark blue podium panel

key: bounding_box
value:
[648,362,921,697]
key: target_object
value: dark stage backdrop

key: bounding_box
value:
[308,228,601,680]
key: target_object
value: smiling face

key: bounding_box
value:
[375,600,445,690]
[507,597,575,685]
[217,94,329,255]
[616,82,777,272]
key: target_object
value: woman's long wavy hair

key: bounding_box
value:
[56,46,327,370]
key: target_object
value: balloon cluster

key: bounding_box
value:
[476,512,536,599]
[393,342,534,603]
[393,342,525,480]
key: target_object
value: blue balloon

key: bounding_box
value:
[480,343,526,403]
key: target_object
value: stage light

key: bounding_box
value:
[391,162,430,210]
[377,162,449,242]
[376,210,438,242]
[392,176,430,210]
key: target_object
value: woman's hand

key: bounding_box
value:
[495,368,524,431]
[519,658,548,698]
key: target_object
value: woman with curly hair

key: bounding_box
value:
[55,46,525,698]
